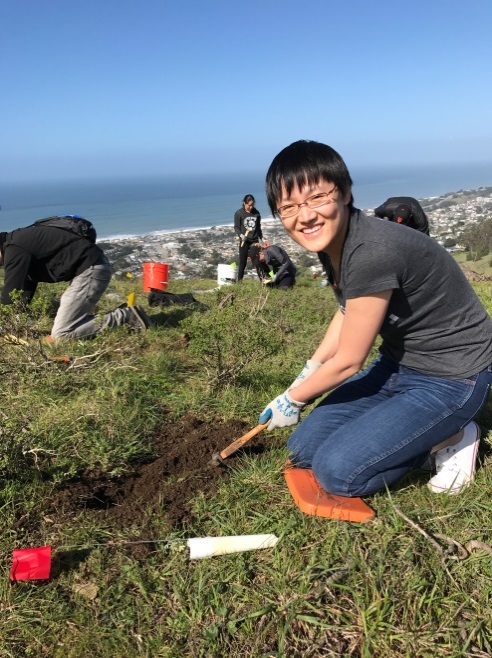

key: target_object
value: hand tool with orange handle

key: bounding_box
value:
[210,421,269,466]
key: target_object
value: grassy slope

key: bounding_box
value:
[0,274,491,658]
[454,251,492,277]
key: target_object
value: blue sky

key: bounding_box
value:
[2,0,492,181]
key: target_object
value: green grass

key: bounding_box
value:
[455,251,492,277]
[0,275,491,657]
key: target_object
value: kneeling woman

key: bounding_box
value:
[259,140,492,496]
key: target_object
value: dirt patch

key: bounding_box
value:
[48,414,267,544]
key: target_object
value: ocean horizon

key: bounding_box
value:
[1,162,492,240]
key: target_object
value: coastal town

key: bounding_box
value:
[99,186,492,282]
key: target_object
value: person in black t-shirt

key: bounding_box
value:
[257,140,492,497]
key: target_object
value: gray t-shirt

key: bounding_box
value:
[319,209,492,378]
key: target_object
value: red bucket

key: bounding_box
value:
[143,262,169,292]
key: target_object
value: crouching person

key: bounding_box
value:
[374,196,430,235]
[259,244,297,289]
[0,217,149,340]
[259,140,492,497]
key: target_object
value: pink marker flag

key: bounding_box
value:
[10,546,52,581]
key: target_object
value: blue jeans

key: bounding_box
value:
[287,355,492,497]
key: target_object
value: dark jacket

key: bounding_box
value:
[374,197,430,235]
[262,245,296,281]
[234,207,263,242]
[0,226,105,305]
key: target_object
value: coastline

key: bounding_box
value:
[98,178,492,244]
[101,187,492,281]
[100,217,277,244]
[3,162,492,240]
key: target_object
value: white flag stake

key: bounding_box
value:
[187,534,279,560]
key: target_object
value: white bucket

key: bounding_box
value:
[187,534,279,560]
[217,263,238,286]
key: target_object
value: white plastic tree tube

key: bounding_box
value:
[187,534,279,560]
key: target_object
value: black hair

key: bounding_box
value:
[265,140,354,216]
[242,194,255,205]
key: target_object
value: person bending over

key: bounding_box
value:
[374,196,430,235]
[0,217,149,340]
[259,140,492,496]
[248,243,270,280]
[259,244,297,289]
[234,194,263,281]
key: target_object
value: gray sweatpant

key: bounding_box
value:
[51,255,137,339]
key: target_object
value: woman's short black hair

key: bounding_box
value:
[242,194,255,205]
[265,140,354,216]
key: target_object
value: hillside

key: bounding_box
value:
[0,275,491,657]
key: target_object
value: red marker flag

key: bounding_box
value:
[10,546,52,581]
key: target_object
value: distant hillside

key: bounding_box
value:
[458,216,492,261]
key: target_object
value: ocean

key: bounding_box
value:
[1,162,491,240]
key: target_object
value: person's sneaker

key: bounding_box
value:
[428,421,480,494]
[128,305,150,330]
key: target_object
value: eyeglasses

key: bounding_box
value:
[276,186,337,219]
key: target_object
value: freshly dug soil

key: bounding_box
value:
[49,414,267,535]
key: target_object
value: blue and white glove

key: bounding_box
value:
[259,391,306,431]
[290,359,322,390]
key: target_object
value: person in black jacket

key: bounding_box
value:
[0,222,149,340]
[374,196,430,235]
[259,244,297,289]
[234,194,263,280]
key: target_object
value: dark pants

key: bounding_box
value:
[272,274,296,289]
[238,240,255,281]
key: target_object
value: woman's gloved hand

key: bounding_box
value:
[290,359,322,389]
[258,391,306,431]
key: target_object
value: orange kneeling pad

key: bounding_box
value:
[284,463,375,523]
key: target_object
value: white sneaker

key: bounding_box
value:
[428,421,480,494]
